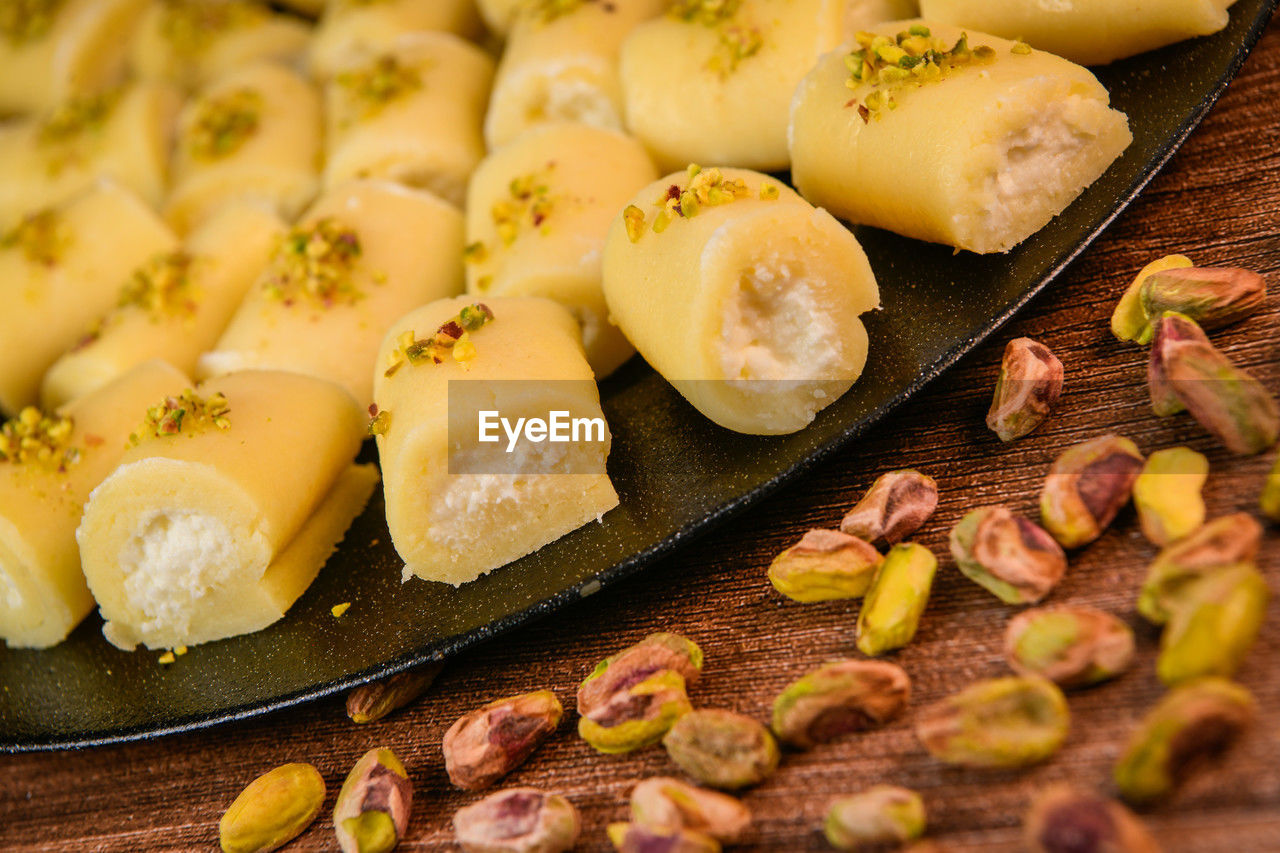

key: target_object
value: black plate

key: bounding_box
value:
[3,1,1276,751]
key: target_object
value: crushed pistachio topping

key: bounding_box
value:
[129,389,231,447]
[335,54,424,122]
[844,25,997,122]
[0,209,69,267]
[261,219,364,308]
[667,0,741,26]
[708,23,763,74]
[624,164,769,242]
[368,404,391,437]
[468,165,558,266]
[37,89,119,147]
[523,0,607,24]
[117,252,198,319]
[185,87,262,161]
[1011,40,1034,55]
[383,303,494,377]
[0,0,63,45]
[0,407,80,472]
[159,0,266,55]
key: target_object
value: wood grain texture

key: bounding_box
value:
[4,22,1280,853]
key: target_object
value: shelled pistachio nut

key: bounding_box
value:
[915,677,1070,769]
[334,748,413,853]
[1156,564,1269,686]
[220,763,326,853]
[347,663,443,724]
[443,689,563,790]
[577,633,703,718]
[579,670,693,754]
[1114,678,1255,805]
[768,529,883,602]
[839,470,939,546]
[1140,266,1266,337]
[824,785,926,851]
[1147,311,1207,416]
[949,506,1067,604]
[856,543,937,657]
[1132,447,1209,546]
[1040,434,1144,549]
[607,822,721,853]
[1137,512,1263,624]
[662,709,780,790]
[1112,254,1193,344]
[1023,786,1160,853]
[1262,452,1280,522]
[771,660,910,750]
[1004,607,1134,689]
[986,338,1064,443]
[630,778,750,843]
[453,788,581,853]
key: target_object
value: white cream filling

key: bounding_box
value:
[531,77,619,130]
[0,564,24,612]
[719,262,840,385]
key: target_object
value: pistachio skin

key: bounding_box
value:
[662,709,781,790]
[1112,254,1193,343]
[856,543,937,656]
[1023,786,1160,853]
[771,660,910,750]
[334,748,413,853]
[950,506,1067,605]
[768,529,883,602]
[347,663,444,724]
[839,470,939,546]
[1140,266,1266,336]
[630,778,750,843]
[1114,678,1255,805]
[1156,565,1269,686]
[1040,434,1144,549]
[915,677,1070,769]
[1147,312,1206,416]
[453,788,581,853]
[219,763,326,853]
[1005,607,1134,689]
[1264,453,1280,522]
[1132,447,1208,547]
[579,670,693,755]
[444,690,563,790]
[986,338,1064,443]
[577,633,702,719]
[824,786,926,851]
[606,822,721,853]
[1137,513,1263,624]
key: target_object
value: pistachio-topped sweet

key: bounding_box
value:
[261,219,363,309]
[382,303,495,377]
[0,0,63,45]
[37,89,120,147]
[128,389,231,446]
[185,88,262,161]
[0,407,79,472]
[116,252,198,319]
[844,25,998,121]
[623,165,774,242]
[335,54,424,122]
[467,165,559,268]
[666,0,761,75]
[1,208,69,267]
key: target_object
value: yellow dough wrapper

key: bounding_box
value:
[0,0,148,114]
[465,123,659,378]
[77,370,377,651]
[165,61,321,235]
[129,0,311,91]
[41,203,286,410]
[309,0,482,78]
[619,0,847,173]
[790,22,1133,254]
[198,180,464,410]
[919,0,1237,66]
[373,296,619,586]
[0,182,178,416]
[602,167,880,435]
[0,360,188,649]
[324,32,494,209]
[485,0,667,150]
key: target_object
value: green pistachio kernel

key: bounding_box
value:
[1156,564,1269,686]
[186,88,262,161]
[0,407,79,472]
[915,677,1070,769]
[578,670,693,755]
[662,709,780,790]
[336,54,424,122]
[855,543,937,657]
[1262,452,1280,521]
[1,208,69,267]
[1137,512,1262,624]
[219,763,325,853]
[129,389,231,447]
[0,0,63,45]
[1004,606,1134,688]
[771,660,909,750]
[824,786,926,851]
[768,529,882,603]
[1132,447,1208,546]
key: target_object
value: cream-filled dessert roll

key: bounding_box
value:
[324,32,493,208]
[0,0,148,114]
[78,370,377,650]
[602,167,879,435]
[484,0,666,150]
[790,23,1133,254]
[619,0,847,173]
[0,83,179,229]
[41,203,286,410]
[199,181,464,410]
[310,0,483,79]
[465,123,658,378]
[373,296,619,586]
[0,183,178,416]
[165,62,321,235]
[919,0,1237,66]
[0,360,189,649]
[129,0,311,91]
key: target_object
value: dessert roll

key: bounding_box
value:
[484,0,666,150]
[0,360,188,649]
[465,123,659,378]
[41,203,286,410]
[790,22,1133,254]
[619,0,847,173]
[0,0,148,114]
[78,370,376,650]
[165,62,321,235]
[129,0,311,91]
[324,32,494,208]
[373,296,619,586]
[601,167,880,435]
[919,0,1237,66]
[310,0,483,79]
[199,181,464,410]
[0,183,178,416]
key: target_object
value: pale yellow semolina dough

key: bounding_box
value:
[77,370,376,651]
[465,122,659,379]
[0,182,178,416]
[919,0,1238,66]
[0,360,189,649]
[602,167,880,435]
[41,203,286,410]
[324,32,494,209]
[789,21,1133,255]
[485,0,667,150]
[198,180,465,411]
[165,61,322,235]
[373,296,619,587]
[309,0,482,78]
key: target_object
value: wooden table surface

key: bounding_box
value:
[4,21,1280,853]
